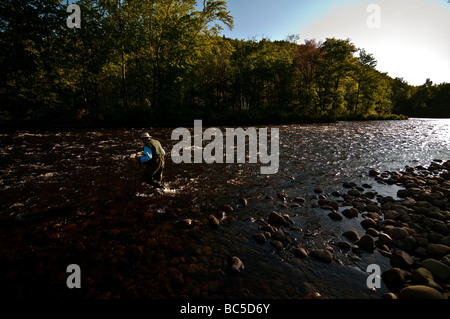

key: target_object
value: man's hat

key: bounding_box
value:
[140,133,151,139]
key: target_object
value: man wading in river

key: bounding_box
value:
[136,133,166,192]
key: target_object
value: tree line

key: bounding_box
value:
[1,0,448,127]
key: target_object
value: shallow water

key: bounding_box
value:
[1,119,449,299]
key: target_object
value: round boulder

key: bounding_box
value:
[382,267,406,293]
[343,230,360,242]
[426,244,450,259]
[252,233,267,244]
[292,247,308,258]
[228,256,245,273]
[390,249,415,269]
[422,258,450,282]
[310,249,333,263]
[355,235,376,252]
[268,211,289,227]
[385,227,409,240]
[399,285,446,299]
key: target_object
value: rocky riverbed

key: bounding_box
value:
[1,121,450,299]
[371,159,450,299]
[268,158,450,299]
[1,159,449,299]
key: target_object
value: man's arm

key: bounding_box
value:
[140,146,153,163]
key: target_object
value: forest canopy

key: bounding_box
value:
[1,0,449,127]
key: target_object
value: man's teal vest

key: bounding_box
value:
[145,139,164,158]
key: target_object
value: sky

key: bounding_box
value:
[218,0,450,86]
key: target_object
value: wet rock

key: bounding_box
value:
[179,219,193,227]
[426,244,450,259]
[208,215,220,228]
[271,230,286,242]
[432,199,447,209]
[348,189,361,197]
[366,228,379,237]
[314,188,324,194]
[399,285,446,299]
[342,195,354,203]
[390,249,415,270]
[318,199,339,210]
[385,227,409,240]
[268,211,289,227]
[277,193,288,201]
[281,214,294,225]
[382,267,406,293]
[383,210,401,220]
[331,190,342,197]
[294,196,306,204]
[394,236,418,254]
[411,267,443,292]
[343,181,357,188]
[355,235,375,252]
[402,198,417,208]
[383,293,398,299]
[338,241,352,251]
[365,205,380,213]
[444,160,450,169]
[260,225,275,233]
[216,211,227,221]
[304,291,323,299]
[366,211,382,221]
[343,230,360,242]
[361,218,377,230]
[422,258,450,282]
[310,249,333,263]
[433,223,449,236]
[365,191,376,199]
[228,256,245,273]
[443,255,450,267]
[414,247,428,259]
[328,211,343,221]
[369,169,381,177]
[252,233,266,244]
[380,249,393,259]
[292,247,308,258]
[270,240,284,250]
[221,204,234,213]
[239,197,248,206]
[342,208,359,219]
[396,189,409,199]
[441,236,450,247]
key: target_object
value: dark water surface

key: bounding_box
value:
[1,119,449,299]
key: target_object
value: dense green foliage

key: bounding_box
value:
[1,0,448,126]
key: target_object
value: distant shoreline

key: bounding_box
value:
[0,112,411,132]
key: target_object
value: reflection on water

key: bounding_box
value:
[0,119,449,298]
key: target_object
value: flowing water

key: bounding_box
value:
[1,119,449,299]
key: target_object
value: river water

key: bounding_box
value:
[0,118,449,299]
